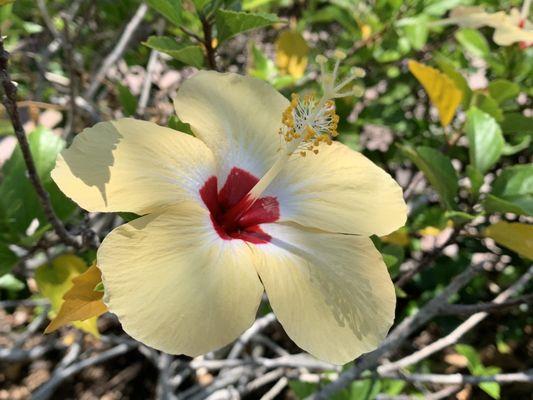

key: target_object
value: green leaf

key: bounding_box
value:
[455,28,490,58]
[472,93,503,122]
[455,344,482,374]
[466,165,483,197]
[484,164,533,216]
[249,43,277,81]
[116,83,138,116]
[480,382,500,400]
[488,79,520,104]
[289,380,317,399]
[397,15,429,50]
[0,127,76,242]
[502,133,531,156]
[168,115,193,135]
[435,53,472,107]
[145,0,183,26]
[144,36,204,68]
[215,9,279,42]
[500,113,533,135]
[0,243,17,276]
[0,273,24,291]
[399,145,458,209]
[465,107,504,174]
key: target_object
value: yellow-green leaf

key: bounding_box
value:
[408,59,462,127]
[45,264,107,334]
[35,255,101,336]
[275,30,309,79]
[484,222,533,259]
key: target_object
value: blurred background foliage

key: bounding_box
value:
[0,0,531,399]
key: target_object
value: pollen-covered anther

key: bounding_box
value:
[280,92,340,156]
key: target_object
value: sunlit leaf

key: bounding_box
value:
[145,0,183,27]
[144,36,204,68]
[215,9,280,42]
[275,30,309,79]
[35,255,101,336]
[465,107,504,174]
[399,145,459,209]
[408,60,462,127]
[488,79,520,104]
[45,264,107,334]
[483,164,533,216]
[484,222,533,259]
[455,28,490,58]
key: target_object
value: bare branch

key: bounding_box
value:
[32,343,135,400]
[440,293,533,316]
[309,259,488,399]
[0,37,80,248]
[84,3,148,99]
[379,370,533,385]
[378,265,533,373]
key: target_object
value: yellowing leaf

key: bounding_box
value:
[0,0,15,5]
[35,255,102,336]
[381,228,410,247]
[275,30,309,79]
[484,221,533,259]
[408,60,463,127]
[45,264,107,334]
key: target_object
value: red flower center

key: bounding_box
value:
[200,167,279,244]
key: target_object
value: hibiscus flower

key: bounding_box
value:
[51,58,407,364]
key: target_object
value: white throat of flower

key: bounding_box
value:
[240,51,365,209]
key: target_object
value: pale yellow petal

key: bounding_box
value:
[52,118,216,214]
[97,202,264,356]
[493,23,533,45]
[267,142,407,236]
[253,223,396,365]
[174,71,288,182]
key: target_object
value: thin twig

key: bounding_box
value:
[379,265,533,374]
[309,259,489,399]
[32,343,135,400]
[0,38,80,248]
[200,16,217,70]
[378,370,533,385]
[85,3,148,98]
[440,293,533,315]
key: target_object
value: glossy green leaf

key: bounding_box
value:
[472,93,503,122]
[484,164,533,216]
[488,79,520,104]
[399,145,458,209]
[0,127,76,242]
[145,0,183,26]
[465,107,504,174]
[144,36,204,68]
[455,28,490,58]
[215,9,279,42]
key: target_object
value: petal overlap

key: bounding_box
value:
[174,71,289,183]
